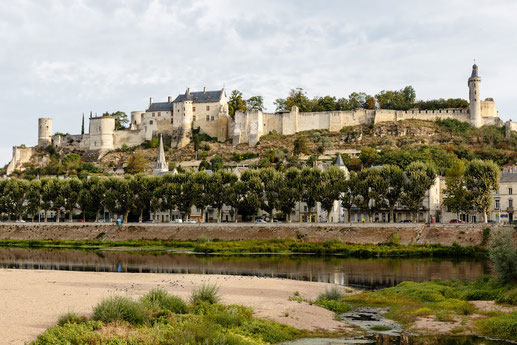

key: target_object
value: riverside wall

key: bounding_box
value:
[0,223,511,247]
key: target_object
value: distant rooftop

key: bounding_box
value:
[173,88,224,103]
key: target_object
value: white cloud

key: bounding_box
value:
[0,0,516,166]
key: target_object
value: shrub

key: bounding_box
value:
[478,312,517,341]
[481,227,491,246]
[33,321,103,344]
[387,232,400,245]
[317,286,344,302]
[191,283,221,305]
[489,228,517,282]
[239,318,300,343]
[92,296,147,325]
[315,299,351,314]
[57,312,85,326]
[496,288,517,305]
[140,289,188,314]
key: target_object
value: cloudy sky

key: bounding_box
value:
[1,0,516,165]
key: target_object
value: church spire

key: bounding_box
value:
[153,135,168,175]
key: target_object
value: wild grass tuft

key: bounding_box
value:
[140,288,188,314]
[317,286,344,302]
[56,312,85,326]
[191,283,221,305]
[92,296,147,325]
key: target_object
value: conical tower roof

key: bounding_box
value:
[153,135,168,175]
[334,154,345,167]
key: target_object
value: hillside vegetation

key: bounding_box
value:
[8,119,517,178]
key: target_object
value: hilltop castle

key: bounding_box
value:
[6,64,515,175]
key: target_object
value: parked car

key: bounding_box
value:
[185,219,197,224]
[15,219,26,223]
[172,219,183,223]
[255,219,267,223]
[144,219,154,223]
[449,219,465,224]
[399,220,412,223]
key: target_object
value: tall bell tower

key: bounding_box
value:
[468,63,482,128]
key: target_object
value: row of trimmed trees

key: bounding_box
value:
[0,159,499,223]
[0,161,441,224]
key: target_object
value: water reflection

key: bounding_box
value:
[0,248,491,289]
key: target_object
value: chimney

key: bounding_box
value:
[203,87,206,93]
[168,96,172,103]
[186,87,190,95]
[149,97,153,106]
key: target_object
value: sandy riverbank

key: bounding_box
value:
[0,269,350,345]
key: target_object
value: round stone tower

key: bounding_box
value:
[89,116,115,150]
[468,64,482,128]
[38,118,53,147]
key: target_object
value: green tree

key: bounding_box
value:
[4,179,29,221]
[381,165,405,223]
[210,156,224,171]
[175,172,197,221]
[209,171,238,223]
[401,162,436,222]
[443,160,471,219]
[78,176,105,222]
[63,178,82,222]
[62,153,82,174]
[103,111,129,130]
[246,96,264,111]
[340,173,358,223]
[359,147,379,168]
[238,170,263,221]
[228,90,247,118]
[284,88,312,112]
[259,168,282,222]
[130,174,154,223]
[301,167,322,222]
[126,152,147,174]
[293,137,308,156]
[194,171,212,223]
[26,180,42,222]
[319,166,346,223]
[489,228,517,282]
[158,174,178,222]
[41,178,58,222]
[464,159,500,223]
[347,92,370,110]
[278,168,302,222]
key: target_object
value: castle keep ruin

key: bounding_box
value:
[5,64,515,175]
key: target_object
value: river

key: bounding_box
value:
[0,248,491,289]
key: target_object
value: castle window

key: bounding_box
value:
[193,116,196,121]
[510,188,513,195]
[150,120,153,125]
[510,199,513,208]
[171,119,174,124]
[158,112,161,116]
[495,199,500,209]
[152,113,155,117]
[206,106,210,111]
[206,115,210,121]
[211,116,214,121]
[193,107,196,112]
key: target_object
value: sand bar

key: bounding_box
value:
[0,269,349,345]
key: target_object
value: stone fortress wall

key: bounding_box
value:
[4,64,515,175]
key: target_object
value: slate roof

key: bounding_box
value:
[173,89,224,103]
[500,172,517,182]
[471,64,479,78]
[147,102,173,112]
[334,154,345,167]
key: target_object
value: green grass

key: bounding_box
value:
[370,325,392,331]
[0,238,486,258]
[191,283,221,305]
[92,296,147,325]
[32,288,321,345]
[314,286,352,314]
[477,312,517,341]
[140,289,189,314]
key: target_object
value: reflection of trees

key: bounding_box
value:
[0,249,489,289]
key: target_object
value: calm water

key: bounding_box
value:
[0,248,492,289]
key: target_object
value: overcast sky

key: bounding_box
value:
[1,0,516,166]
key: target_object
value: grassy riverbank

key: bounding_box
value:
[315,277,517,341]
[0,238,486,258]
[32,286,343,345]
